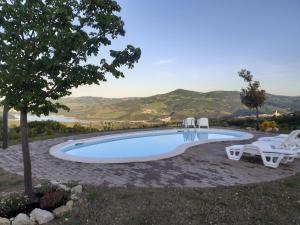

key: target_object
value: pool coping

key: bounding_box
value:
[49,128,254,164]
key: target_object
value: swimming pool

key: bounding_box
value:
[50,129,253,163]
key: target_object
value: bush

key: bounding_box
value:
[34,182,58,198]
[39,190,69,210]
[0,193,29,218]
[34,182,70,210]
[260,121,278,132]
[0,183,71,218]
[0,120,100,142]
[72,123,88,132]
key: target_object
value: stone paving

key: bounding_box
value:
[0,129,299,187]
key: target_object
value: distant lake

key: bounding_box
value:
[12,114,79,123]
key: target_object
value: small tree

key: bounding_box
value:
[0,0,141,201]
[238,69,266,130]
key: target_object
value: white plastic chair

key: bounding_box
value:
[182,117,196,128]
[197,118,209,128]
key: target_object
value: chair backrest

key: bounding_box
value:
[183,117,196,127]
[283,130,300,147]
[197,117,209,128]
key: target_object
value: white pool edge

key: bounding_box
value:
[49,128,254,164]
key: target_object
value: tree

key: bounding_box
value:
[0,0,141,200]
[2,105,8,149]
[238,69,266,130]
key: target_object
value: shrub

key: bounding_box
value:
[34,182,70,210]
[39,190,69,210]
[260,121,278,132]
[0,193,29,218]
[0,120,100,142]
[72,123,88,132]
[34,182,58,198]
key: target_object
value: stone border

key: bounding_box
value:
[49,128,253,164]
[0,182,83,225]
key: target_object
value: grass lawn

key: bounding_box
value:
[1,169,299,225]
[0,168,25,193]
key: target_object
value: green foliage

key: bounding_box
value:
[210,117,257,128]
[239,69,266,129]
[0,182,71,218]
[34,182,70,210]
[0,120,99,141]
[0,0,141,115]
[0,0,140,199]
[211,112,300,131]
[239,69,266,111]
[34,183,58,198]
[0,192,29,218]
[275,112,300,131]
[102,121,113,131]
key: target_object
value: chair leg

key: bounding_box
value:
[226,147,243,160]
[260,152,284,168]
[287,157,294,162]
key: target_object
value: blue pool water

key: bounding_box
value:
[62,130,243,159]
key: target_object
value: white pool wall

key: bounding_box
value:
[49,128,253,164]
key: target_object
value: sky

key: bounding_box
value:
[71,0,300,98]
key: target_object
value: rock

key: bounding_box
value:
[53,204,71,218]
[58,184,70,192]
[12,213,34,225]
[52,206,69,218]
[30,209,54,224]
[70,194,79,201]
[71,185,82,195]
[274,127,279,132]
[0,217,10,225]
[66,200,74,209]
[50,180,60,185]
[70,185,82,200]
[53,200,74,218]
[52,200,73,218]
[34,184,42,188]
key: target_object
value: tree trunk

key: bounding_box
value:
[255,107,260,130]
[2,107,8,149]
[20,110,34,201]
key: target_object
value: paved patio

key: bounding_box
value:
[0,129,299,187]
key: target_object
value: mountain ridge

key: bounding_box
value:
[65,89,300,99]
[58,89,300,121]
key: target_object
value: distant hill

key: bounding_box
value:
[57,89,300,121]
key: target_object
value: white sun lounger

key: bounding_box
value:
[226,141,299,168]
[258,130,300,147]
[258,130,300,157]
[182,117,196,128]
[197,117,209,128]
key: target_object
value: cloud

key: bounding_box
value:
[155,58,176,65]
